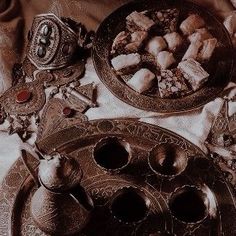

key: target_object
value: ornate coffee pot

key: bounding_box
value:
[21,143,93,235]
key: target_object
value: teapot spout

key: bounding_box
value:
[21,148,40,187]
[20,142,43,160]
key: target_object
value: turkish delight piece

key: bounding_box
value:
[126,68,155,93]
[157,69,190,98]
[125,31,148,52]
[146,36,167,56]
[180,14,205,35]
[178,59,209,91]
[182,41,202,61]
[188,28,213,43]
[111,31,130,54]
[156,51,176,69]
[111,53,141,72]
[155,8,180,33]
[224,12,236,36]
[198,38,217,61]
[126,11,155,32]
[164,32,183,51]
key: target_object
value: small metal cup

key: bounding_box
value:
[93,136,132,173]
[109,186,151,224]
[168,185,210,225]
[148,143,188,178]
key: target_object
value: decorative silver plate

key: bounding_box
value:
[0,119,235,235]
[93,0,234,113]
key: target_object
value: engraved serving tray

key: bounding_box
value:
[0,119,236,235]
[92,0,234,113]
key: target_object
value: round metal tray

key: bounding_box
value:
[0,119,235,235]
[93,0,234,113]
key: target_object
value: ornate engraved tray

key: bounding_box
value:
[0,119,236,235]
[92,0,234,113]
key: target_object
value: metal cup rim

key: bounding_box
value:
[109,186,151,225]
[148,143,188,178]
[167,184,210,225]
[92,136,132,173]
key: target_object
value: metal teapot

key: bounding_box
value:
[21,143,94,235]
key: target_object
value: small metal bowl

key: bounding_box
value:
[110,186,151,225]
[93,136,132,173]
[168,185,209,225]
[148,143,188,178]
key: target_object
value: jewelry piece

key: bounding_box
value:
[209,99,235,147]
[0,80,46,116]
[32,60,86,87]
[37,97,89,141]
[206,97,236,188]
[67,86,97,108]
[27,14,78,70]
[24,13,93,73]
[0,13,96,142]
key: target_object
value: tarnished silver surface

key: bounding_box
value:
[27,14,78,70]
[93,0,234,113]
[0,119,235,235]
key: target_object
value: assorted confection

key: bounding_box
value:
[110,8,219,98]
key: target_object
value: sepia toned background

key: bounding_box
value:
[0,0,236,182]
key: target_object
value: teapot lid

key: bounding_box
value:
[38,153,82,192]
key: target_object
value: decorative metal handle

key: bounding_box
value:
[68,167,94,211]
[70,185,94,212]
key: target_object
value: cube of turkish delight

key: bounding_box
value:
[146,36,167,56]
[126,11,155,32]
[164,32,183,51]
[180,14,205,35]
[126,68,155,93]
[111,53,141,72]
[178,59,209,91]
[156,51,176,69]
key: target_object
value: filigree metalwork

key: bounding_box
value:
[0,14,96,141]
[26,14,92,70]
[207,98,236,187]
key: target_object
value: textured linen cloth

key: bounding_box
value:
[0,0,236,182]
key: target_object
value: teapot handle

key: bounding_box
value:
[20,143,41,187]
[68,164,94,211]
[70,185,94,212]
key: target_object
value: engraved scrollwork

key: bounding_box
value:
[0,119,235,235]
[0,80,46,116]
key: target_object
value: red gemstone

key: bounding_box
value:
[16,90,32,104]
[62,107,74,117]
